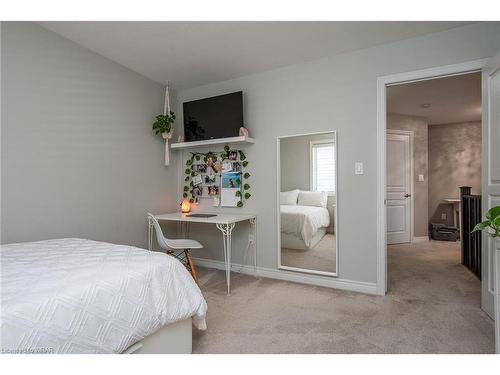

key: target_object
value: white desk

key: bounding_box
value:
[148,212,257,295]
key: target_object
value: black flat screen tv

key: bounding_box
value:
[183,91,243,142]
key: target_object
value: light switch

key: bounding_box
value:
[418,174,425,182]
[355,162,364,175]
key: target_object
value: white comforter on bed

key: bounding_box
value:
[0,238,207,354]
[280,205,330,247]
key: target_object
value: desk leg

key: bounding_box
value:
[249,218,257,276]
[148,216,153,251]
[216,223,235,296]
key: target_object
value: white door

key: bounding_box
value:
[386,131,412,244]
[482,51,500,352]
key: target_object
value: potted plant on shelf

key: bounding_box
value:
[473,206,500,251]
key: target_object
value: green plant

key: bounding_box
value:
[473,206,500,237]
[152,111,176,135]
[182,145,251,207]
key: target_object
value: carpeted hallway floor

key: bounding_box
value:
[193,240,495,353]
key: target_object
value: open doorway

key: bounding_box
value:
[385,72,484,306]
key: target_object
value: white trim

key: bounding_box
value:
[193,257,377,295]
[376,58,488,296]
[171,135,254,149]
[412,236,429,243]
[279,264,337,278]
[386,129,415,245]
[276,131,339,278]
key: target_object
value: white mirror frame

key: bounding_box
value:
[276,131,339,277]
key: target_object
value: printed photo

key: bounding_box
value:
[192,164,207,173]
[191,185,203,197]
[221,171,241,189]
[205,174,216,184]
[192,174,203,186]
[232,162,241,172]
[228,150,238,161]
[208,185,219,196]
[221,160,233,173]
[210,161,221,174]
[220,171,242,207]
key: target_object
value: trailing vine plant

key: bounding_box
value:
[182,144,251,207]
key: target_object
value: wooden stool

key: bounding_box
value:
[167,250,198,284]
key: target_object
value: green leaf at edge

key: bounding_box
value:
[472,221,490,232]
[487,206,500,220]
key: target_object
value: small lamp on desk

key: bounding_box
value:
[181,199,191,213]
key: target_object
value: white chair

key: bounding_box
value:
[147,213,203,283]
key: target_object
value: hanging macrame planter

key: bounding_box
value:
[152,81,176,166]
[162,82,173,166]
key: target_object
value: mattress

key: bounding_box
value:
[280,205,330,247]
[0,238,207,354]
[281,227,327,251]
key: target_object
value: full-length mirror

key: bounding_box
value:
[277,131,338,276]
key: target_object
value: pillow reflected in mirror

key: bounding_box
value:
[280,189,300,205]
[297,190,328,208]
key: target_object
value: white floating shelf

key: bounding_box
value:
[171,136,255,150]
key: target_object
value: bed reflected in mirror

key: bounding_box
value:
[277,131,338,276]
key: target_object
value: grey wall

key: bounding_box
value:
[428,122,482,226]
[280,133,336,233]
[1,22,177,247]
[280,133,334,191]
[387,113,429,237]
[176,22,500,285]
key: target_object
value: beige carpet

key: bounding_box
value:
[281,234,336,273]
[193,240,494,353]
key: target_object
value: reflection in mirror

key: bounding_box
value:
[278,132,337,276]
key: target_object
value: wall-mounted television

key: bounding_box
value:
[183,91,243,142]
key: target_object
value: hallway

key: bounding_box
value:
[389,240,482,306]
[192,240,494,353]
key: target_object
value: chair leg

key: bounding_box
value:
[185,250,198,284]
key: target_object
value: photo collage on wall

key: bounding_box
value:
[188,150,244,207]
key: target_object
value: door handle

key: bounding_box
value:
[404,193,411,198]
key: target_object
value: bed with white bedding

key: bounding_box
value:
[280,205,330,250]
[0,238,207,354]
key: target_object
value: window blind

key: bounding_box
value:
[312,143,335,193]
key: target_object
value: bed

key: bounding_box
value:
[0,238,207,354]
[280,205,330,250]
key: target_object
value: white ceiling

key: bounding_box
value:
[39,21,472,90]
[387,72,481,125]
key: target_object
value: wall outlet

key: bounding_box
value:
[441,213,447,220]
[418,174,425,182]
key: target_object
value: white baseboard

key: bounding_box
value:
[412,236,429,243]
[193,257,378,295]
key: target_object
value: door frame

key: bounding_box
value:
[376,58,489,296]
[386,129,414,245]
